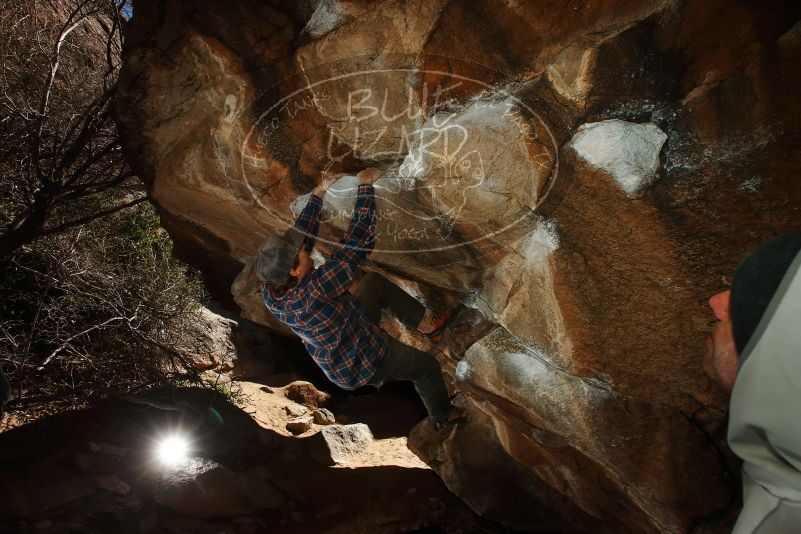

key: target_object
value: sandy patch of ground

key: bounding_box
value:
[234,379,429,469]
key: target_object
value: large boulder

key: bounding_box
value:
[174,305,239,371]
[174,303,282,377]
[305,424,374,465]
[117,1,801,531]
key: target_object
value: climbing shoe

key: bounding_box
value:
[434,406,467,432]
[424,305,466,343]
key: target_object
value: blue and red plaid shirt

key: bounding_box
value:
[262,184,389,390]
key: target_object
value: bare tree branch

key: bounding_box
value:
[16,268,53,400]
[38,313,128,370]
[39,195,147,238]
[0,0,138,256]
[33,0,95,183]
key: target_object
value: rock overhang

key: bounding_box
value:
[116,1,801,531]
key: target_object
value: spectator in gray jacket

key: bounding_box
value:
[705,230,801,533]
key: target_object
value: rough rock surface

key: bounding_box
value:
[117,1,801,531]
[152,460,283,517]
[312,407,336,426]
[175,305,239,371]
[176,303,282,375]
[566,119,667,197]
[306,423,374,465]
[278,380,331,408]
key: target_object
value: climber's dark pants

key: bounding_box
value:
[354,271,425,330]
[354,272,451,423]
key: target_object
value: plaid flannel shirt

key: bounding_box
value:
[262,184,388,390]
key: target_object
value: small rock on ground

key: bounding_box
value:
[312,408,336,425]
[282,381,330,408]
[307,424,373,465]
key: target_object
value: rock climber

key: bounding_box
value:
[255,168,464,431]
[704,230,801,533]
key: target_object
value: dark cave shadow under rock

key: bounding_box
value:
[327,380,428,439]
[239,333,336,391]
[0,387,491,533]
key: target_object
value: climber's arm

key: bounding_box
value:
[308,182,378,300]
[336,183,377,263]
[294,171,346,252]
[293,194,322,253]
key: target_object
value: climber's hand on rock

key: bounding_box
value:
[357,167,382,185]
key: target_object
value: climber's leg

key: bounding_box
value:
[353,272,383,324]
[354,271,426,329]
[368,338,450,423]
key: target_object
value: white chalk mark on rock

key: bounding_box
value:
[567,119,667,198]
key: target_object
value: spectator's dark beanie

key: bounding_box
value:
[730,230,801,357]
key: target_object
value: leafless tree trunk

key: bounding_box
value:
[0,0,141,256]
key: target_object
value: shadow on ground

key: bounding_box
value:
[0,387,514,533]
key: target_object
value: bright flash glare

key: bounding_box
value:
[156,434,189,467]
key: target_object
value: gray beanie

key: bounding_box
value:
[730,229,801,359]
[253,227,306,284]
